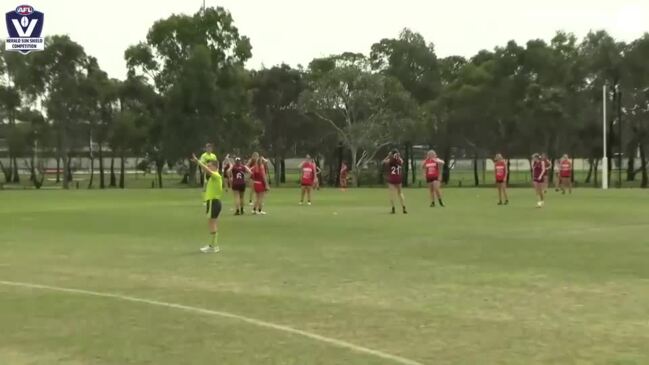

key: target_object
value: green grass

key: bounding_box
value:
[1,188,648,365]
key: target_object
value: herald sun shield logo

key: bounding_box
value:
[5,5,44,54]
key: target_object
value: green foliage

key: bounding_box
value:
[0,8,648,188]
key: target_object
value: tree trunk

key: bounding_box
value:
[442,147,451,184]
[473,153,479,186]
[402,142,410,187]
[410,145,416,185]
[0,160,10,183]
[351,148,360,187]
[110,156,116,187]
[280,158,286,184]
[66,156,73,183]
[506,159,512,185]
[314,157,322,188]
[188,159,197,186]
[11,157,19,183]
[585,158,593,183]
[119,153,125,189]
[98,143,105,189]
[88,148,95,189]
[328,156,335,186]
[62,153,71,190]
[5,155,13,182]
[640,144,648,188]
[56,156,61,183]
[548,155,556,184]
[29,156,35,182]
[156,159,164,188]
[626,152,636,181]
[274,155,281,187]
[27,157,44,189]
[593,158,599,187]
[56,132,62,183]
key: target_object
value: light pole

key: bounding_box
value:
[602,85,608,190]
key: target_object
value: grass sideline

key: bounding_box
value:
[1,188,648,364]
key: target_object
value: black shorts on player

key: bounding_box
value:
[205,199,222,219]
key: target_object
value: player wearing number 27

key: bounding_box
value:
[383,149,407,214]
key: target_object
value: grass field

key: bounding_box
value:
[1,187,648,365]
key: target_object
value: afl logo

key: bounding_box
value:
[15,5,33,15]
[5,4,45,54]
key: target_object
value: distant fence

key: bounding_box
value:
[0,156,642,189]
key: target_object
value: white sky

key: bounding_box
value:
[17,0,649,79]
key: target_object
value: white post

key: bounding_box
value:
[602,85,608,190]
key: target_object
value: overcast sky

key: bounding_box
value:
[16,0,649,79]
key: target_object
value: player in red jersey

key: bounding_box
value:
[383,149,407,214]
[531,153,547,207]
[494,153,509,205]
[339,161,349,191]
[541,153,551,193]
[246,152,269,206]
[228,157,252,215]
[250,155,269,215]
[299,154,318,205]
[557,154,572,194]
[422,150,445,207]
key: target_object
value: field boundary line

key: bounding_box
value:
[0,280,423,365]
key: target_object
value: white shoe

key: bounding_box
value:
[299,201,303,205]
[200,245,218,253]
[248,201,253,206]
[252,211,258,215]
[307,202,312,206]
[259,211,267,215]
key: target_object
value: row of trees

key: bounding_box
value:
[1,6,648,188]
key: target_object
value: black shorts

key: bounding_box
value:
[205,199,222,219]
[232,184,246,192]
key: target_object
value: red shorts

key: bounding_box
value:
[388,178,402,185]
[496,178,505,184]
[301,180,314,187]
[426,176,439,183]
[560,173,571,179]
[253,181,266,193]
[533,177,544,184]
